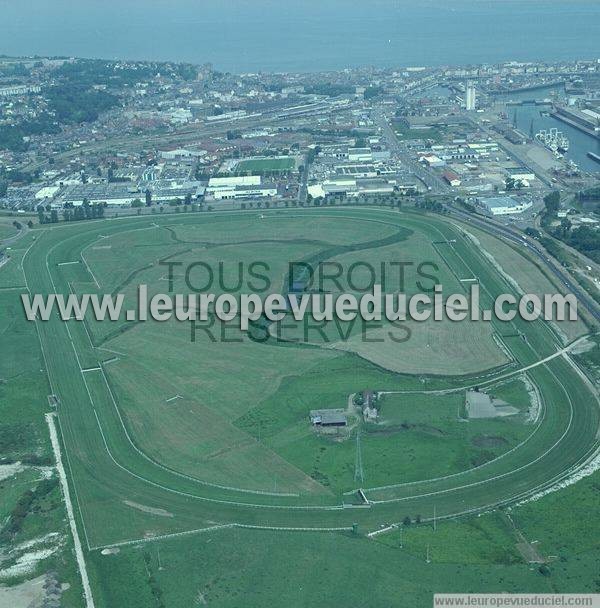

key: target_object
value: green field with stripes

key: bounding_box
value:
[6,206,598,606]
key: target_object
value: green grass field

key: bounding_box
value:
[393,123,444,142]
[464,225,588,341]
[233,156,295,174]
[0,289,84,604]
[0,218,20,242]
[5,206,599,607]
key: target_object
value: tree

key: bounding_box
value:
[538,565,551,577]
[559,216,572,235]
[27,220,33,229]
[524,227,540,239]
[543,190,561,216]
[402,516,412,526]
[50,209,59,223]
[145,189,152,207]
[131,198,144,208]
[82,198,92,220]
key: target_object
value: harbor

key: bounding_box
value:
[508,102,600,173]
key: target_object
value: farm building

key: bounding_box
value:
[362,390,379,421]
[309,409,347,427]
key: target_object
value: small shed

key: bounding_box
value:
[309,409,347,427]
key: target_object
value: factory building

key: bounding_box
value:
[479,196,533,216]
[507,168,536,183]
[206,175,276,200]
[56,181,204,207]
[421,154,446,168]
[160,148,207,160]
[442,171,461,187]
[348,147,373,162]
[308,175,415,199]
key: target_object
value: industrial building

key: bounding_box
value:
[348,147,373,162]
[205,175,277,200]
[308,174,416,199]
[56,181,204,208]
[442,170,461,187]
[148,181,206,203]
[552,105,600,136]
[57,183,142,207]
[421,154,446,168]
[507,168,536,183]
[479,195,533,216]
[160,148,207,160]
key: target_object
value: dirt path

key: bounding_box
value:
[46,413,95,608]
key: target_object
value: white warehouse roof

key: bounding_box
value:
[208,175,261,188]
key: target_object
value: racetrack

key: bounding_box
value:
[21,207,600,549]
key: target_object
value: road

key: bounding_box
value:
[448,205,600,324]
[0,226,28,249]
[372,109,451,194]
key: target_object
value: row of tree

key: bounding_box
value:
[37,200,106,224]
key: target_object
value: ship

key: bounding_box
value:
[535,128,569,156]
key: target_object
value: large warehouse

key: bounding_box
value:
[205,175,277,200]
[479,195,533,216]
[55,181,205,208]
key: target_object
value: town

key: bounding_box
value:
[1,58,599,219]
